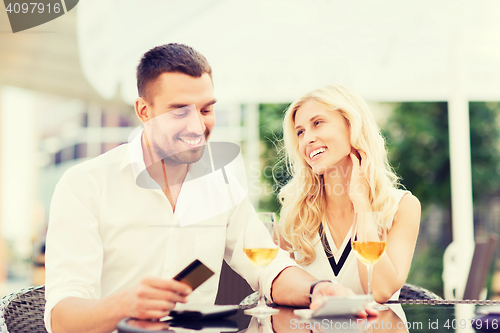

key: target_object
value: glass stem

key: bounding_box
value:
[258,266,266,307]
[367,264,374,301]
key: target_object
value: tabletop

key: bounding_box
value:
[117,303,500,333]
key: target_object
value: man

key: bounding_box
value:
[44,43,370,333]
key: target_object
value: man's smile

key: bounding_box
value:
[179,136,204,149]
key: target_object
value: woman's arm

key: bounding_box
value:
[357,193,421,302]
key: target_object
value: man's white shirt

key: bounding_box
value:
[44,131,297,333]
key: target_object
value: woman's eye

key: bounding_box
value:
[314,120,323,126]
[296,130,303,136]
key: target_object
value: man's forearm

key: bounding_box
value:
[51,293,126,333]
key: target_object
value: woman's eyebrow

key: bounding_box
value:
[294,115,322,130]
[309,115,321,123]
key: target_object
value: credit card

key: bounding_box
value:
[173,259,214,290]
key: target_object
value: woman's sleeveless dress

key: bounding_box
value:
[295,189,410,301]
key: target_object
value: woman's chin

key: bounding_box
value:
[311,164,328,175]
[310,161,349,177]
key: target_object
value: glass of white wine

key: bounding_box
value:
[351,211,388,310]
[243,212,280,316]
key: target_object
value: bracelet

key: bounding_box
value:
[309,280,335,304]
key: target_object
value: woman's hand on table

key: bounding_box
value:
[310,281,378,317]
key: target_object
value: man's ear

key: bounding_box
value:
[135,97,150,124]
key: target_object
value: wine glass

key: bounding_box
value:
[247,315,273,333]
[243,212,280,316]
[351,211,388,310]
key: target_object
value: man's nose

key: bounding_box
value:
[185,109,205,135]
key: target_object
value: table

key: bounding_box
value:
[117,303,500,333]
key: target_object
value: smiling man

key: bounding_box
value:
[44,44,365,333]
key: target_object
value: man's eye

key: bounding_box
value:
[172,111,188,118]
[201,109,212,114]
[314,120,323,126]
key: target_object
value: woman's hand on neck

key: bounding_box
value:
[347,151,371,212]
[322,151,371,214]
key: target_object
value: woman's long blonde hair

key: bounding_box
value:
[278,84,400,265]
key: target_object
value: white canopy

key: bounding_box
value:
[77,0,500,103]
[76,0,500,299]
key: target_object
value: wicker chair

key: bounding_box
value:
[239,291,260,309]
[0,285,47,333]
[398,283,442,301]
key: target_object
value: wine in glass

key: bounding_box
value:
[351,211,388,310]
[243,212,280,316]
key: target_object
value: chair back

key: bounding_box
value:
[463,234,499,299]
[0,285,47,333]
[215,261,253,305]
[443,233,499,300]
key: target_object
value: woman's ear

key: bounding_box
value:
[351,147,361,160]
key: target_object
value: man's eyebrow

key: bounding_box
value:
[203,99,217,108]
[166,99,217,110]
[167,103,190,110]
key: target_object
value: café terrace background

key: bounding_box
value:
[1,0,500,299]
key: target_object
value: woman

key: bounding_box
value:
[278,84,421,303]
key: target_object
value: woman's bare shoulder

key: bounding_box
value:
[393,193,421,228]
[398,192,421,212]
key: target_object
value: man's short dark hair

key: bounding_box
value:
[137,43,212,103]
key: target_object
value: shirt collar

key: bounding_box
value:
[118,126,143,175]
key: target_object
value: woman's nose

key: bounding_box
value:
[304,131,316,144]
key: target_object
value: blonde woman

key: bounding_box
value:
[278,84,421,303]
